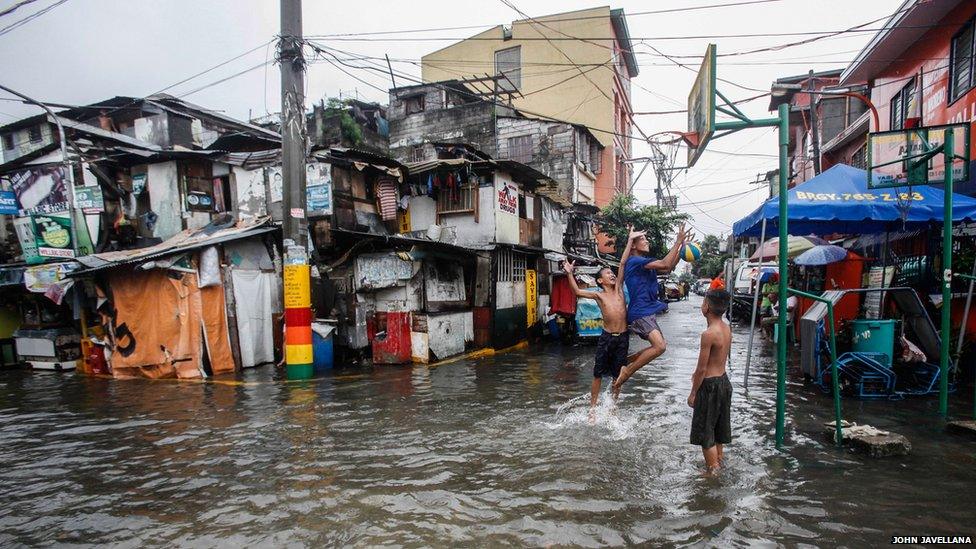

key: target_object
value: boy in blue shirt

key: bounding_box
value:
[613,223,692,392]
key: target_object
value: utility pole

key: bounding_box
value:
[808,70,822,175]
[279,0,313,380]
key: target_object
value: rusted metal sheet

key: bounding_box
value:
[424,259,466,311]
[354,252,416,291]
[473,306,492,349]
[372,311,412,364]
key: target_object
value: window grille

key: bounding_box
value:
[437,183,476,214]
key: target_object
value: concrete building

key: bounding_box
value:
[388,80,603,206]
[769,0,976,194]
[420,6,638,207]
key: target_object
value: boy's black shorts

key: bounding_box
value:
[690,373,733,449]
[594,331,629,379]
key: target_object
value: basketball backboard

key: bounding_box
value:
[868,123,970,189]
[686,44,716,167]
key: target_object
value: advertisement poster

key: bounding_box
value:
[13,217,43,264]
[306,163,333,216]
[131,173,147,196]
[32,214,75,258]
[0,190,17,214]
[10,165,69,215]
[497,180,518,215]
[75,186,105,213]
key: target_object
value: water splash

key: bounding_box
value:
[545,389,638,440]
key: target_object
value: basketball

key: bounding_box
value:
[681,242,702,263]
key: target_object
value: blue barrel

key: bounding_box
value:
[311,322,335,374]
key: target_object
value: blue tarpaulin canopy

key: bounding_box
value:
[732,164,976,237]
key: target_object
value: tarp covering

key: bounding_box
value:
[733,164,976,237]
[99,269,234,378]
[231,270,275,368]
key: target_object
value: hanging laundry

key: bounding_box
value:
[427,173,433,195]
[376,177,399,221]
[445,172,456,202]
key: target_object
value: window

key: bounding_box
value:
[496,249,526,282]
[508,135,532,164]
[494,46,521,91]
[497,248,513,282]
[27,126,41,143]
[820,97,846,144]
[437,181,477,214]
[589,141,602,174]
[851,143,867,170]
[404,94,425,115]
[518,193,527,219]
[847,94,868,125]
[513,252,526,282]
[889,78,915,130]
[951,17,975,102]
[2,133,13,150]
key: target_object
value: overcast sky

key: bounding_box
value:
[0,0,902,235]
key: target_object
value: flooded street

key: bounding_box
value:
[1,295,974,547]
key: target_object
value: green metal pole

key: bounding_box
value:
[775,103,790,448]
[939,129,954,417]
[788,288,843,446]
[826,305,842,446]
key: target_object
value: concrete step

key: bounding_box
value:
[946,420,976,439]
[823,420,911,457]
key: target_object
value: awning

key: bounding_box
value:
[733,164,976,237]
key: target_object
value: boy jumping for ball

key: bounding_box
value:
[564,227,644,412]
[689,289,733,472]
[612,224,693,392]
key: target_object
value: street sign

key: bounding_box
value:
[661,195,678,210]
[867,123,970,189]
[687,43,716,167]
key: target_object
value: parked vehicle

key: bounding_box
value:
[663,280,683,302]
[693,278,711,295]
[729,261,778,321]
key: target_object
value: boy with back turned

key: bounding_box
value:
[564,227,644,412]
[689,289,733,472]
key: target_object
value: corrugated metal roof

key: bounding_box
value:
[70,218,277,276]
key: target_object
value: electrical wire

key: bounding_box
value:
[307,0,786,39]
[0,0,42,18]
[0,0,67,38]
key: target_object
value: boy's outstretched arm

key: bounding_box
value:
[645,223,694,273]
[615,226,645,295]
[563,261,600,300]
[688,331,713,408]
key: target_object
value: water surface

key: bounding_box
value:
[1,296,973,546]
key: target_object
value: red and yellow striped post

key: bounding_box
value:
[284,264,313,379]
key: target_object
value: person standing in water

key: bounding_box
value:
[613,223,692,392]
[689,289,733,472]
[564,227,643,412]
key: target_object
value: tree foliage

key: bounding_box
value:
[693,233,731,279]
[599,194,689,257]
[324,97,363,147]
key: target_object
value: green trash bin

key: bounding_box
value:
[850,319,896,365]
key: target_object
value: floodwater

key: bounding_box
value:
[1,296,974,547]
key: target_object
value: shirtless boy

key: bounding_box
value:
[564,227,643,411]
[688,289,733,472]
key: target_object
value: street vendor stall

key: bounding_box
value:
[733,163,976,391]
